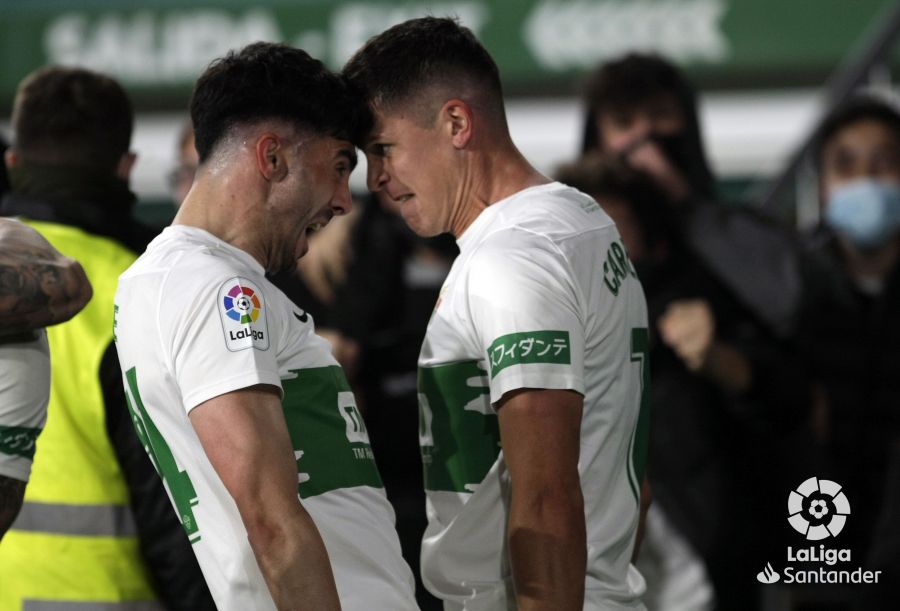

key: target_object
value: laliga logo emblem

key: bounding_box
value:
[787,477,850,541]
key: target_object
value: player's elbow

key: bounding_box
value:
[510,480,585,540]
[240,500,299,554]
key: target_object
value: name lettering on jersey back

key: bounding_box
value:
[602,239,638,297]
[218,277,270,352]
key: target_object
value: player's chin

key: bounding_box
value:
[399,205,439,238]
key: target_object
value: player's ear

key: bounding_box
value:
[442,99,473,149]
[255,133,288,182]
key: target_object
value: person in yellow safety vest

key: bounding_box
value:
[0,66,216,611]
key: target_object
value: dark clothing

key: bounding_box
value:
[328,197,455,611]
[684,201,804,339]
[642,245,807,611]
[795,232,900,570]
[1,192,216,611]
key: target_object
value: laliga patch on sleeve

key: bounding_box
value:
[218,277,270,352]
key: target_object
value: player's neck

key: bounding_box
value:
[173,171,267,263]
[450,146,550,238]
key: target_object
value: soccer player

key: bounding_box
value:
[345,17,649,611]
[113,42,418,611]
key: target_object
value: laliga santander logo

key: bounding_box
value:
[223,284,262,325]
[787,477,851,541]
[756,478,880,586]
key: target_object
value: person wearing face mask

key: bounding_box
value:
[795,95,900,608]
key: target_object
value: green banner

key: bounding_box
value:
[0,0,895,108]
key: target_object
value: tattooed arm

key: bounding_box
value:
[0,218,92,336]
[0,474,26,540]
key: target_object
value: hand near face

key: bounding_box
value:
[623,139,691,204]
[657,299,715,371]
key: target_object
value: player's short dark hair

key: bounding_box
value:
[556,153,679,252]
[342,16,504,125]
[190,42,371,162]
[813,95,900,170]
[11,66,133,170]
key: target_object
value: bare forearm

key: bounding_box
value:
[247,507,341,611]
[0,221,92,334]
[508,491,586,611]
[0,475,26,540]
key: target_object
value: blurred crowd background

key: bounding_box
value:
[2,1,900,610]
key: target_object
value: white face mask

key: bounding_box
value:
[824,178,900,250]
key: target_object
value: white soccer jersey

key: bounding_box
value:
[0,330,50,482]
[418,182,649,610]
[114,225,418,611]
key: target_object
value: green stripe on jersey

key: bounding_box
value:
[418,361,500,493]
[0,425,41,459]
[487,330,571,378]
[125,367,201,540]
[281,366,383,498]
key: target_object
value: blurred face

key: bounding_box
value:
[598,94,685,153]
[364,106,457,237]
[266,135,355,273]
[170,131,199,207]
[820,118,900,202]
[596,95,691,203]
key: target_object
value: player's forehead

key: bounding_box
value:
[298,133,357,167]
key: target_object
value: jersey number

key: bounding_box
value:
[124,367,201,542]
[627,327,651,505]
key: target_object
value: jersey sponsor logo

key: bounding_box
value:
[218,278,269,351]
[418,361,499,493]
[281,366,383,498]
[487,330,571,378]
[0,425,42,460]
[293,309,309,323]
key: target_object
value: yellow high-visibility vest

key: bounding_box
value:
[0,220,161,610]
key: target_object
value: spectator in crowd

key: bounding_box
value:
[581,53,803,339]
[557,155,807,611]
[0,218,92,539]
[798,95,900,608]
[0,66,215,610]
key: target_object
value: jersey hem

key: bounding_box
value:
[489,371,584,405]
[182,370,283,413]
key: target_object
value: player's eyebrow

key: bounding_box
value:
[337,147,358,170]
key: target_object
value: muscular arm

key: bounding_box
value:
[190,385,341,610]
[0,218,92,335]
[0,474,26,540]
[497,388,585,611]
